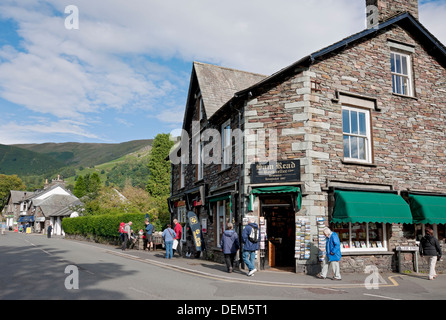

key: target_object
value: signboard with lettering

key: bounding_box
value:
[251,160,300,184]
[187,211,202,252]
[396,246,418,251]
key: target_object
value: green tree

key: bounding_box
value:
[88,172,101,195]
[73,175,87,198]
[146,133,174,198]
[0,174,26,210]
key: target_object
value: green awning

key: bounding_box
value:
[208,194,231,203]
[409,194,446,224]
[332,190,413,224]
[249,186,302,211]
[207,194,232,215]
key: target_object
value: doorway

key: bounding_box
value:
[260,195,295,271]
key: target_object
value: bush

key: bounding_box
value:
[62,213,151,239]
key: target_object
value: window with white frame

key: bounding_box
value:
[332,222,387,252]
[221,120,231,170]
[215,200,232,247]
[391,51,413,96]
[177,206,187,242]
[342,106,372,163]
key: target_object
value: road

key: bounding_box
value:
[1,232,445,305]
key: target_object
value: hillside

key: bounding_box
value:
[0,144,65,175]
[13,139,153,168]
[0,140,153,191]
[64,143,152,189]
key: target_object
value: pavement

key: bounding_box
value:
[99,240,437,290]
[9,231,443,291]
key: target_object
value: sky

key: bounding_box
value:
[0,0,444,145]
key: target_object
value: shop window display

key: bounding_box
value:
[332,222,387,251]
[436,224,446,242]
[215,200,233,247]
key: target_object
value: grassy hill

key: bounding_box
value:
[13,139,153,168]
[0,140,153,190]
[0,144,65,175]
[64,144,152,189]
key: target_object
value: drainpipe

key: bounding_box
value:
[238,103,245,270]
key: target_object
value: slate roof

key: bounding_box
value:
[193,61,267,119]
[50,199,83,217]
[33,194,79,217]
[8,190,34,204]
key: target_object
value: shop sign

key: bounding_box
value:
[187,211,202,252]
[251,160,300,184]
[193,200,202,207]
[175,200,186,208]
[396,246,418,251]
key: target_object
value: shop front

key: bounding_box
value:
[329,189,435,273]
[168,186,206,258]
[17,215,35,232]
[248,185,302,272]
[246,160,303,272]
[260,195,295,270]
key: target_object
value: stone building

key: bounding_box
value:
[169,0,446,274]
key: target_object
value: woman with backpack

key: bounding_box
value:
[119,221,132,251]
[419,227,442,280]
[221,223,240,273]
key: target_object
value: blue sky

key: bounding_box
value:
[0,0,444,145]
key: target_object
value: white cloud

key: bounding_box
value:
[149,105,186,124]
[115,118,134,127]
[0,119,101,145]
[0,0,444,144]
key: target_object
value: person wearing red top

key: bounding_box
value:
[173,219,183,257]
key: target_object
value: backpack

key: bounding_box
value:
[119,222,127,234]
[248,225,259,243]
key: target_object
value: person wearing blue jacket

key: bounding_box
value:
[242,217,260,276]
[162,224,176,259]
[145,219,154,251]
[318,227,342,280]
[221,223,240,273]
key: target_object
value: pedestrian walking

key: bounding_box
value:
[162,224,176,259]
[221,222,240,273]
[317,227,342,280]
[419,227,442,280]
[173,218,182,257]
[241,216,260,276]
[145,219,154,251]
[47,223,53,238]
[121,221,132,251]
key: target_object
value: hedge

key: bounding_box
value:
[62,213,149,239]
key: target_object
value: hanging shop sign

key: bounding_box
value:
[251,160,300,184]
[187,211,202,252]
[175,200,186,208]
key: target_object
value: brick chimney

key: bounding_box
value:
[366,0,419,28]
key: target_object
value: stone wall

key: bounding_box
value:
[242,22,445,273]
[170,16,445,273]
